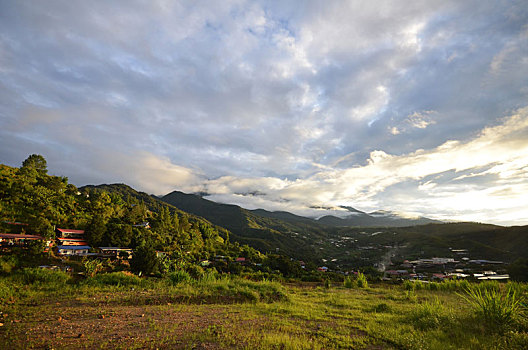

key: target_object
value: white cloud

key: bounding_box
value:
[203,107,528,225]
[1,1,528,225]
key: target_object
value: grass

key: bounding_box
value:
[459,283,527,333]
[0,272,527,349]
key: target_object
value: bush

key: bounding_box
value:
[343,276,354,288]
[16,268,70,285]
[403,280,415,291]
[0,256,18,275]
[356,272,368,288]
[86,272,143,286]
[373,302,392,313]
[459,284,526,332]
[130,244,159,275]
[408,298,448,330]
[186,264,205,279]
[200,269,219,283]
[167,270,192,285]
[83,259,104,278]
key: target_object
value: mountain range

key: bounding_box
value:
[81,184,528,266]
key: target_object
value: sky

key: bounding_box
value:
[1,1,528,226]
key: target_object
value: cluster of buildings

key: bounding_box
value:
[382,255,509,281]
[0,227,133,260]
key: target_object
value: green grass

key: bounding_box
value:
[459,283,527,333]
[0,273,527,349]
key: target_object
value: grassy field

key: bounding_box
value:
[0,270,527,349]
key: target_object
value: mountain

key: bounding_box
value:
[83,186,528,267]
[317,206,442,227]
[159,191,332,260]
[158,190,528,265]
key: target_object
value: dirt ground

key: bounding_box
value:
[1,297,259,349]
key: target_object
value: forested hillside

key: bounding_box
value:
[160,191,336,261]
[0,155,263,273]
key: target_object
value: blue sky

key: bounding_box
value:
[1,1,528,225]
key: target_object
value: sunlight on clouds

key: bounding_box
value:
[95,151,203,195]
[203,107,528,224]
[389,110,437,134]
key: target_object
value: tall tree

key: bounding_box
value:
[21,154,48,175]
[130,243,159,275]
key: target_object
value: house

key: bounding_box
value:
[432,273,449,281]
[383,270,409,280]
[57,237,88,246]
[235,257,246,263]
[56,228,85,239]
[132,222,150,228]
[477,274,510,280]
[57,245,91,256]
[317,266,328,272]
[99,247,133,259]
[0,233,43,247]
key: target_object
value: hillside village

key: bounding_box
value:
[1,156,526,284]
[0,221,513,283]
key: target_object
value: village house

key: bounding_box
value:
[57,237,88,246]
[98,247,133,259]
[56,228,85,239]
[57,245,91,256]
[0,233,43,247]
[383,269,409,280]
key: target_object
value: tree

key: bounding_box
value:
[86,214,106,247]
[83,258,104,278]
[21,154,48,175]
[130,243,159,275]
[507,259,528,282]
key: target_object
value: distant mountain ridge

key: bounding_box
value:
[317,206,442,227]
[159,191,331,260]
[80,185,528,265]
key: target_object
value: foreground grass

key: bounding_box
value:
[0,271,527,349]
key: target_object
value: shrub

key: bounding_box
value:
[86,272,143,286]
[343,276,354,288]
[459,284,526,332]
[356,272,368,288]
[16,267,70,285]
[167,270,192,285]
[83,259,104,278]
[186,264,205,279]
[408,298,447,330]
[130,244,159,275]
[200,269,219,283]
[373,302,392,313]
[403,280,415,291]
[0,256,18,275]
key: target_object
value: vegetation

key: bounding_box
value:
[0,155,271,277]
[0,272,526,349]
[459,284,527,333]
[1,155,528,348]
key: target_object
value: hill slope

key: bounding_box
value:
[159,191,332,260]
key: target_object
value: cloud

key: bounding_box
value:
[202,107,528,224]
[389,110,437,135]
[1,1,527,225]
